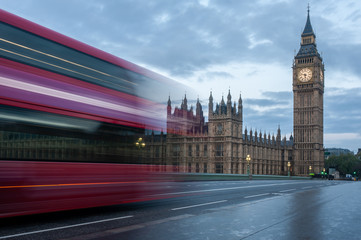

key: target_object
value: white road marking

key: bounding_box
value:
[279,188,296,193]
[0,215,133,239]
[171,200,228,211]
[272,193,286,196]
[244,193,270,199]
[56,214,195,240]
[153,181,311,197]
[110,214,193,233]
[302,186,312,189]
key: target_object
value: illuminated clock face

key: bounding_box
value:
[298,68,312,82]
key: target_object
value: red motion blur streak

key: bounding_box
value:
[0,161,178,218]
[0,58,166,131]
[0,181,149,189]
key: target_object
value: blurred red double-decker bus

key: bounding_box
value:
[0,10,186,218]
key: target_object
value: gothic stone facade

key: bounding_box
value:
[165,92,293,175]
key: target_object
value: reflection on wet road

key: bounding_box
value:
[0,180,358,240]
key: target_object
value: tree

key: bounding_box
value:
[356,150,361,160]
[325,154,361,177]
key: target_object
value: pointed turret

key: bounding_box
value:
[209,91,213,117]
[227,89,232,104]
[196,98,201,113]
[220,95,226,114]
[259,131,263,144]
[227,90,232,116]
[289,134,294,144]
[277,125,281,142]
[183,94,187,109]
[167,95,172,116]
[238,93,243,119]
[296,5,320,58]
[196,98,203,119]
[233,102,236,113]
[302,5,315,38]
[215,103,220,114]
[221,95,225,106]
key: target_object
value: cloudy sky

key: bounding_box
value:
[1,0,361,152]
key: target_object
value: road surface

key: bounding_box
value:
[0,180,358,240]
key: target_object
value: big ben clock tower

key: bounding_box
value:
[293,7,324,175]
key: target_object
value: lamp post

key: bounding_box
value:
[246,154,252,180]
[287,161,291,177]
[309,165,312,175]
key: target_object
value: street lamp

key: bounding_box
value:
[287,161,291,177]
[135,137,145,164]
[135,137,146,149]
[246,154,252,180]
[309,165,312,175]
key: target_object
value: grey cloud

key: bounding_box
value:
[246,70,259,77]
[245,98,288,107]
[243,107,293,136]
[325,87,361,133]
[263,91,292,99]
[207,71,234,79]
[198,71,235,82]
[245,91,292,107]
[238,90,293,135]
[323,46,361,76]
[3,0,359,78]
[345,9,361,22]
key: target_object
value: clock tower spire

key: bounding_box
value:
[293,6,324,175]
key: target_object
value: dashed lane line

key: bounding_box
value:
[0,215,133,239]
[171,200,228,211]
[279,188,296,193]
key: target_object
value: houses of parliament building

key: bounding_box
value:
[148,9,325,176]
[164,92,294,175]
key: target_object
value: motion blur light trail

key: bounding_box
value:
[0,9,191,218]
